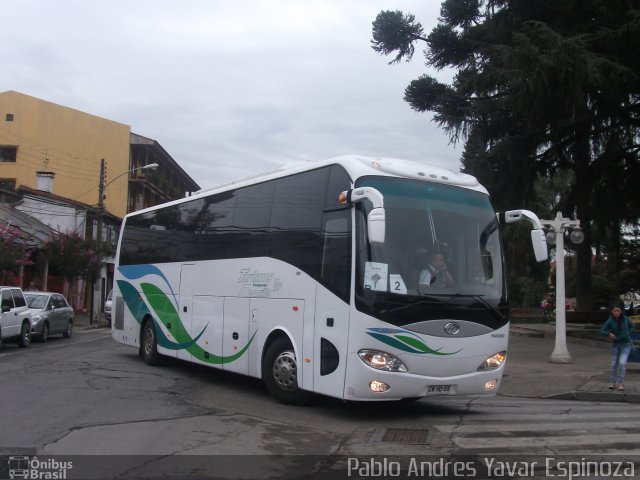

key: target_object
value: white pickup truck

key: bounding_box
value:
[0,286,32,350]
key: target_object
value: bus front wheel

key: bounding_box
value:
[141,318,163,366]
[262,336,312,405]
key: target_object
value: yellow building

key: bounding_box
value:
[0,90,132,218]
[0,90,199,317]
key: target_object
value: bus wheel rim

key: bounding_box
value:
[273,351,298,391]
[144,326,154,356]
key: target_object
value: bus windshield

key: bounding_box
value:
[354,176,507,329]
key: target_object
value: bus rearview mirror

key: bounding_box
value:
[499,209,548,263]
[340,187,386,246]
[531,229,548,262]
[368,207,385,246]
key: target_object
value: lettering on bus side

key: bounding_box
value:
[237,268,282,297]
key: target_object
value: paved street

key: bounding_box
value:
[0,328,639,479]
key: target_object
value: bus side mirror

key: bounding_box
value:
[340,187,386,246]
[367,208,385,246]
[531,229,548,262]
[499,209,548,263]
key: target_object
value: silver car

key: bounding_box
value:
[25,292,74,342]
[104,289,112,325]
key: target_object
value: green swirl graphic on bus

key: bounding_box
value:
[366,328,461,355]
[117,266,255,364]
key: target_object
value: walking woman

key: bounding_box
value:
[600,305,635,391]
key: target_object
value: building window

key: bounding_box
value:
[0,147,17,162]
[5,114,14,122]
[0,179,16,190]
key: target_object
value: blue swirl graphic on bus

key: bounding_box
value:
[119,264,179,307]
[116,270,256,364]
[366,327,461,355]
[116,279,207,350]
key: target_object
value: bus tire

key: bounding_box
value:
[262,336,312,405]
[141,318,163,366]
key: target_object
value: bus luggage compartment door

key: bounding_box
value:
[223,297,251,375]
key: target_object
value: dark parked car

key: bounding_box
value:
[25,292,74,342]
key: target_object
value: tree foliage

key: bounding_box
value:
[618,227,640,293]
[371,10,427,64]
[44,232,99,281]
[0,227,34,283]
[372,0,640,309]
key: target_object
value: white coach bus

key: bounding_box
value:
[112,155,547,404]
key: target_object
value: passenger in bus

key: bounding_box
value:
[418,252,454,289]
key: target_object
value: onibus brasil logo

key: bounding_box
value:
[7,456,72,480]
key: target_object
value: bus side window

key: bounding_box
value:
[233,181,275,258]
[320,165,352,302]
[321,211,351,302]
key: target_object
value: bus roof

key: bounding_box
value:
[126,155,487,218]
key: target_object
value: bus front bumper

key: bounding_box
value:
[342,353,505,401]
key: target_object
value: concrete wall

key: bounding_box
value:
[16,196,86,235]
[0,91,131,218]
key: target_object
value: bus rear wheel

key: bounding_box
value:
[262,336,312,405]
[141,318,163,366]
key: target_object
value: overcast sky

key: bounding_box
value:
[1,0,460,191]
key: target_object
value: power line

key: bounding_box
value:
[0,130,103,175]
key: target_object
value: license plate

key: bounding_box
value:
[427,384,452,394]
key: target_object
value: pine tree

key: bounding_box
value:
[372,0,640,310]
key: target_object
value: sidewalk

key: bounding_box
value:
[74,312,111,330]
[502,323,640,403]
[72,312,639,403]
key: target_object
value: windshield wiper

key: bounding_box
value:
[420,293,506,321]
[380,297,445,315]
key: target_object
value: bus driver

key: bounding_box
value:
[419,252,454,289]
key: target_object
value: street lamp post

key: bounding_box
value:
[539,212,584,364]
[90,160,159,324]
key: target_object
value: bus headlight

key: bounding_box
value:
[477,351,506,371]
[358,350,408,372]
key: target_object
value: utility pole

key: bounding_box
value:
[90,158,106,326]
[97,157,105,284]
[88,160,157,325]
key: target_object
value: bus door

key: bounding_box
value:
[222,297,250,375]
[313,287,349,398]
[314,209,351,398]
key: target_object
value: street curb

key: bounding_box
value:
[79,324,110,331]
[542,391,640,403]
[510,327,545,338]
